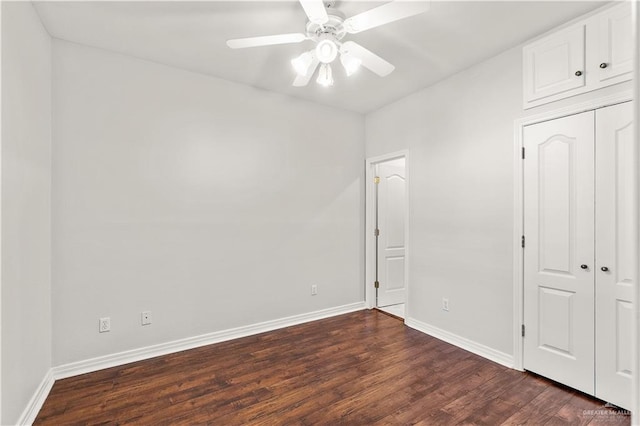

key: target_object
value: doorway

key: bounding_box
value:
[365,151,408,319]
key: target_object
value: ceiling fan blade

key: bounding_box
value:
[293,56,320,87]
[341,41,395,77]
[344,0,430,34]
[226,33,306,49]
[299,0,329,25]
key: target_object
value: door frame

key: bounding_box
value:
[512,90,633,372]
[633,2,639,421]
[365,150,409,313]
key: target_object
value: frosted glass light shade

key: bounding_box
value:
[340,53,361,76]
[291,51,314,76]
[316,63,334,87]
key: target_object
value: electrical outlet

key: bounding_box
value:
[141,311,152,326]
[442,298,449,312]
[311,285,318,296]
[99,317,111,333]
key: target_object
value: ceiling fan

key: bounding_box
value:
[226,0,430,87]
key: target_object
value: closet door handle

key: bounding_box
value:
[599,63,608,69]
[575,70,583,76]
[580,264,588,270]
[600,266,609,272]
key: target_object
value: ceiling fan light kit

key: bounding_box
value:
[226,0,430,88]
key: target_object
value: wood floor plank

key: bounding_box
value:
[34,310,630,425]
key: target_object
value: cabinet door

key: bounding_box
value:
[523,23,586,105]
[523,111,595,396]
[596,3,633,85]
[595,101,635,410]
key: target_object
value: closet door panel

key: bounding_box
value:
[523,111,595,396]
[595,101,634,410]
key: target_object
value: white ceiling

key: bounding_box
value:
[34,1,606,113]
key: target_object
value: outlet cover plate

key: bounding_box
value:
[99,317,111,333]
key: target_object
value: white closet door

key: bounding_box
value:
[595,101,635,410]
[523,111,595,395]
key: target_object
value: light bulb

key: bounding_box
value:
[340,53,361,76]
[316,63,334,87]
[291,51,314,76]
[315,39,338,64]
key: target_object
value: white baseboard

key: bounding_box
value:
[52,301,366,380]
[405,317,514,369]
[17,369,55,426]
[16,302,364,425]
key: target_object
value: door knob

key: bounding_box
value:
[575,70,583,76]
[599,63,608,69]
[580,264,588,269]
[600,266,609,272]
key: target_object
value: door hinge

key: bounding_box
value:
[521,235,525,248]
[374,228,380,237]
[374,281,379,289]
[374,176,380,184]
[521,147,525,159]
[521,324,525,337]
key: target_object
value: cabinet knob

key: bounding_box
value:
[599,63,608,69]
[575,70,583,76]
[601,266,609,272]
[580,264,588,270]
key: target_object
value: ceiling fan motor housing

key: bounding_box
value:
[305,14,346,42]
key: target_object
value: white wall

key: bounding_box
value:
[1,2,52,424]
[365,42,633,357]
[366,47,521,355]
[52,40,365,366]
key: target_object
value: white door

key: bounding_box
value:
[595,101,635,410]
[596,3,633,85]
[523,111,595,395]
[523,23,586,104]
[376,158,406,307]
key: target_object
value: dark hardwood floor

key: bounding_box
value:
[35,310,630,425]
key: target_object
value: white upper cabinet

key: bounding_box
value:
[523,3,632,109]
